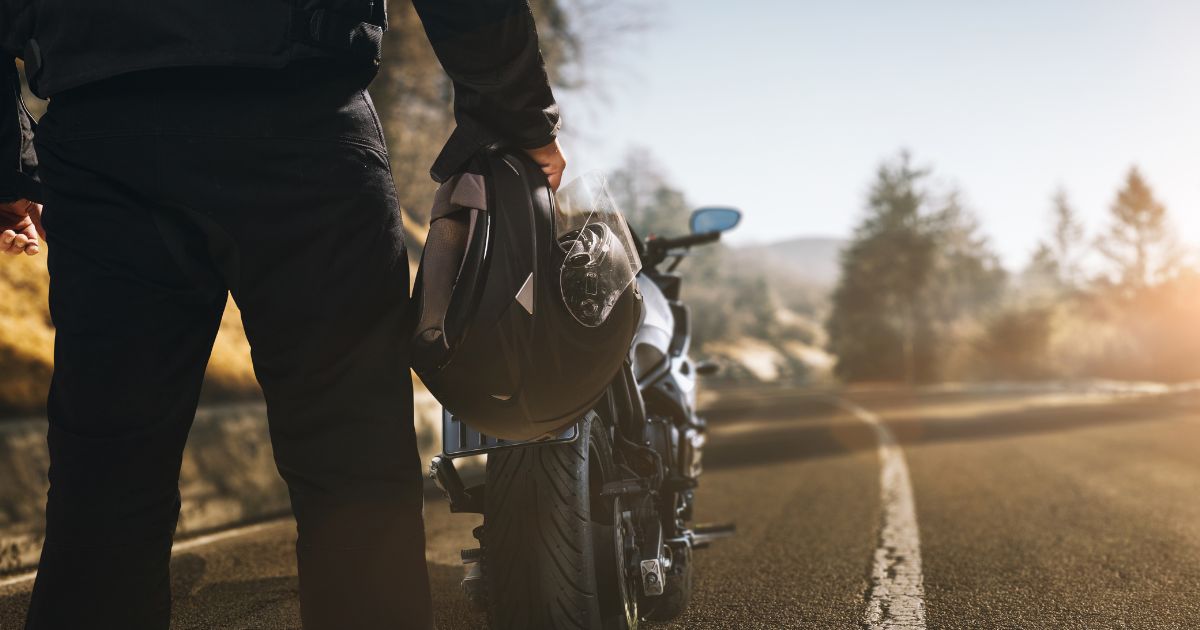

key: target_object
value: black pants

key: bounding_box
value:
[24,63,431,630]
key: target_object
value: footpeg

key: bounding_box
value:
[460,547,482,564]
[691,522,736,549]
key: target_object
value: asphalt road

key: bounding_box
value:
[3,384,1200,629]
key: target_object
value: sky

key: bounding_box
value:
[556,0,1200,269]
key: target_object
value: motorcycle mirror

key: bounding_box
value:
[689,206,742,235]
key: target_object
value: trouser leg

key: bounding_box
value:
[25,134,225,630]
[30,69,431,629]
[169,130,429,628]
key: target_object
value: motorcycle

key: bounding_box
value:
[430,205,741,629]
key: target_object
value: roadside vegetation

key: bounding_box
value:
[829,153,1199,385]
[3,3,1196,413]
[3,141,1193,414]
[610,147,1200,388]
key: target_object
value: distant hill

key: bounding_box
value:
[732,236,845,288]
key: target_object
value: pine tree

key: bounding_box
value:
[827,152,1004,383]
[1021,188,1086,299]
[1047,188,1085,289]
[828,153,934,383]
[1095,167,1181,291]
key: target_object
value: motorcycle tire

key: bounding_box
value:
[483,415,636,630]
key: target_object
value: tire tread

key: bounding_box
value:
[484,419,606,630]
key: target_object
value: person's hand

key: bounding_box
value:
[523,139,567,191]
[0,199,44,256]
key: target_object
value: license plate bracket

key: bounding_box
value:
[440,408,581,458]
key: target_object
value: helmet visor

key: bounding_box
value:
[555,172,642,327]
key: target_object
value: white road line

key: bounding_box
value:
[837,398,927,630]
[171,520,285,553]
[0,569,37,590]
[0,520,287,590]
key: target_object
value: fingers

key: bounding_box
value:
[19,224,40,255]
[1,230,21,255]
[26,202,45,241]
[0,199,45,256]
[544,165,563,191]
[536,152,565,191]
[523,140,568,191]
[10,214,33,233]
[1,199,39,234]
[11,232,28,254]
[1,228,39,256]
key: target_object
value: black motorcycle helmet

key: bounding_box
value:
[411,145,642,441]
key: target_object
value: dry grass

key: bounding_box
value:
[0,253,54,414]
[201,297,260,402]
[0,247,260,417]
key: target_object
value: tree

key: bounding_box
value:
[1095,167,1181,291]
[607,148,690,237]
[826,152,1004,384]
[1021,243,1060,300]
[974,306,1055,379]
[1049,189,1085,285]
[828,153,934,384]
[1019,188,1087,301]
[924,192,1006,322]
[1044,188,1086,289]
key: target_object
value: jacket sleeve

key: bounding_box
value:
[0,59,40,203]
[411,0,561,150]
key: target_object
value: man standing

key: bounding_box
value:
[0,1,566,628]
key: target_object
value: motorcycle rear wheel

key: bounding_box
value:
[483,416,636,630]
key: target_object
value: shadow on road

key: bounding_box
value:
[704,394,1193,472]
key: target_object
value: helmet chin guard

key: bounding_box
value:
[411,147,641,441]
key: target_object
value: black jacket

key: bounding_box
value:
[0,0,561,202]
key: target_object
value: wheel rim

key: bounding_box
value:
[613,497,639,628]
[595,495,639,629]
